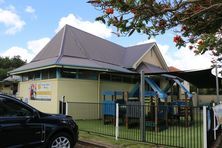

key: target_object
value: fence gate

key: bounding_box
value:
[59,96,66,114]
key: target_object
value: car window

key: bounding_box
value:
[0,97,33,117]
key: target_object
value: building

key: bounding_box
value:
[0,75,21,96]
[11,25,169,114]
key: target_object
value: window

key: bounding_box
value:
[34,71,41,80]
[101,74,111,81]
[0,97,33,117]
[22,75,28,81]
[48,69,56,79]
[28,73,34,81]
[21,73,34,81]
[78,70,97,80]
[61,69,77,79]
[111,75,122,82]
[42,70,48,80]
[42,69,56,79]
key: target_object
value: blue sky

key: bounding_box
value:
[0,0,212,70]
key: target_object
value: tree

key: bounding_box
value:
[0,56,26,80]
[88,0,222,57]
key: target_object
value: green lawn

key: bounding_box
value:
[77,119,203,148]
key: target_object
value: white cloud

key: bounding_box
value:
[165,46,212,71]
[25,6,35,14]
[136,39,212,70]
[27,38,50,55]
[1,47,33,61]
[0,37,50,62]
[55,13,112,39]
[0,8,25,35]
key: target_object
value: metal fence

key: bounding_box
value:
[65,102,206,148]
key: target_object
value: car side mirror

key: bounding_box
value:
[25,110,39,123]
[32,110,40,119]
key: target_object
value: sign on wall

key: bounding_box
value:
[30,83,51,100]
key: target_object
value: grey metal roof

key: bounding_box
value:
[136,62,167,73]
[58,57,133,73]
[11,25,162,74]
[3,75,21,82]
[10,57,58,73]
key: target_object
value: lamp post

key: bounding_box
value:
[215,64,219,104]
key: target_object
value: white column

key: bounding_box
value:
[213,103,217,140]
[65,102,69,116]
[203,106,207,148]
[115,103,119,140]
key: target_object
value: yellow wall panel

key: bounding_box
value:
[18,79,58,114]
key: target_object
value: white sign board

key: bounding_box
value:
[30,82,51,100]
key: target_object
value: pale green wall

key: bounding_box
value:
[57,78,98,103]
[18,77,133,118]
[57,78,133,119]
[18,79,59,114]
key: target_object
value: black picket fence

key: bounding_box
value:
[66,102,205,148]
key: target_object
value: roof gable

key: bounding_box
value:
[132,43,169,71]
[124,43,154,68]
[136,62,166,73]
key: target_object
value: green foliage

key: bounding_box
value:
[0,56,26,80]
[88,0,222,58]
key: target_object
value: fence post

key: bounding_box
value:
[140,71,145,142]
[61,96,65,114]
[115,103,119,140]
[65,101,69,115]
[213,103,216,140]
[203,106,207,148]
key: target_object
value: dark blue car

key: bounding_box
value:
[0,94,78,148]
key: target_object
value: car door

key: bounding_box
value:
[0,96,43,147]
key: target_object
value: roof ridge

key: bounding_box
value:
[126,42,155,48]
[55,25,67,64]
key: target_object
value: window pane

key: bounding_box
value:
[101,74,111,81]
[28,73,34,81]
[34,71,41,80]
[111,75,122,82]
[42,70,48,79]
[61,69,77,79]
[78,70,97,80]
[22,74,28,81]
[49,69,56,79]
[0,97,33,117]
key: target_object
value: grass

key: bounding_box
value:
[76,118,203,148]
